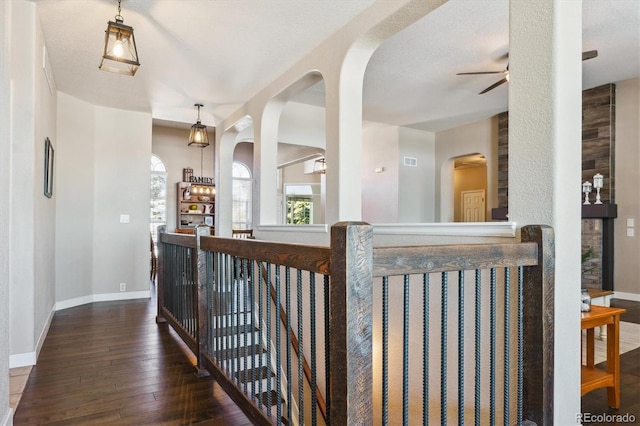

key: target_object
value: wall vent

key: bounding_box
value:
[403,156,418,167]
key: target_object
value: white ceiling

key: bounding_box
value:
[34,0,639,133]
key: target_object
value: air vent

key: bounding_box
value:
[403,157,418,167]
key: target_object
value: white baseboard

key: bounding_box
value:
[55,290,151,311]
[1,407,14,426]
[35,306,56,359]
[9,351,36,369]
[614,291,640,302]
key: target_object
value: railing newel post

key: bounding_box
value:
[156,225,167,324]
[329,221,374,425]
[195,225,211,377]
[521,225,555,425]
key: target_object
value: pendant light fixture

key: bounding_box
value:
[99,0,140,76]
[188,104,210,148]
[313,157,327,174]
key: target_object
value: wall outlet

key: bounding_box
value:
[119,283,126,292]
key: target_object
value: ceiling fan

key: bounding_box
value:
[457,50,598,94]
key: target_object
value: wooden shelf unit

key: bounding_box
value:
[177,181,214,229]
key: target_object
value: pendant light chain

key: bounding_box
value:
[116,0,123,21]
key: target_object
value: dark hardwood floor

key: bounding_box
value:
[13,292,252,425]
[581,298,640,425]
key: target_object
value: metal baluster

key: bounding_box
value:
[297,270,304,426]
[266,263,272,415]
[382,276,389,425]
[517,266,524,425]
[324,275,330,422]
[258,261,265,410]
[275,265,282,424]
[490,268,497,425]
[403,275,410,425]
[423,273,429,426]
[242,258,249,395]
[250,260,257,405]
[474,269,482,426]
[441,272,448,426]
[310,273,318,426]
[504,267,511,426]
[458,270,465,426]
[286,267,292,424]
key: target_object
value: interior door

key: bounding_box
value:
[461,190,485,222]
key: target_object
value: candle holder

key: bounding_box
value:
[593,173,603,205]
[582,181,592,205]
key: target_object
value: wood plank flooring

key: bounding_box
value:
[13,296,252,425]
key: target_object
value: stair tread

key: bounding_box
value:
[235,366,274,383]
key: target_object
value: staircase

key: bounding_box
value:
[212,277,290,423]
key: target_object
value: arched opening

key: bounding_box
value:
[453,153,487,221]
[150,154,167,243]
[232,161,252,230]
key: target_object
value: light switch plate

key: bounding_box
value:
[627,218,634,227]
[120,214,130,223]
[628,228,635,237]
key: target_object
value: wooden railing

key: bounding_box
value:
[157,223,554,425]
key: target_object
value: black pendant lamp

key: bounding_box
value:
[99,0,140,76]
[188,104,210,148]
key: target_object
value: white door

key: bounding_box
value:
[461,190,485,222]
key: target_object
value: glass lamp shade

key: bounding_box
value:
[593,173,604,189]
[99,19,140,76]
[313,158,326,174]
[188,122,210,148]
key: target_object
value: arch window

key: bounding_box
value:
[150,154,167,242]
[232,162,252,230]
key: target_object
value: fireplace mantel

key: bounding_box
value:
[582,203,617,219]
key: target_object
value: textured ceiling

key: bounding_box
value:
[34,0,639,133]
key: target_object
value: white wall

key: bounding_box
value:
[56,93,95,303]
[362,123,400,223]
[92,107,152,295]
[9,0,37,362]
[56,94,152,306]
[152,125,214,232]
[614,78,640,297]
[0,0,12,422]
[398,126,435,222]
[434,117,498,222]
[9,0,57,369]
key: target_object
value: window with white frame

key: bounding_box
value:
[284,184,320,225]
[232,162,252,230]
[150,155,167,243]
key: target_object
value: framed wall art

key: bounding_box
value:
[44,137,54,198]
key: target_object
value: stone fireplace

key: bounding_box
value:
[492,83,618,291]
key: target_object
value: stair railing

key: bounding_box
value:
[157,223,554,425]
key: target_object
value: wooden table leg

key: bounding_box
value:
[606,316,621,408]
[586,327,595,368]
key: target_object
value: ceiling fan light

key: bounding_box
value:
[99,1,140,76]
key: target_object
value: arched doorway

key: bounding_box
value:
[150,154,167,242]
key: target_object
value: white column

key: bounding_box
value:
[254,103,282,226]
[324,53,370,225]
[216,130,236,237]
[509,1,582,423]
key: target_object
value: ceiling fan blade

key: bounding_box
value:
[479,77,508,94]
[582,50,598,61]
[457,71,505,75]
